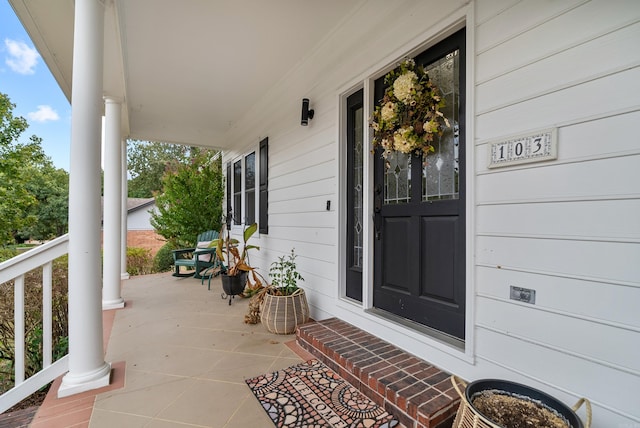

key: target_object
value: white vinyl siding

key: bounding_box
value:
[127,206,155,231]
[474,0,640,425]
[220,1,639,425]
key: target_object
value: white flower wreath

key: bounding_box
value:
[370,59,449,163]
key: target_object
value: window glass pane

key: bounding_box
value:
[233,160,242,224]
[246,190,255,225]
[384,151,411,204]
[245,152,255,224]
[422,49,459,201]
[353,106,363,269]
[245,152,255,190]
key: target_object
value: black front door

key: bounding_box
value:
[373,29,466,340]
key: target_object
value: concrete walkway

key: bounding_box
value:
[32,272,307,427]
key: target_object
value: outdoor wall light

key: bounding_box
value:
[301,98,314,126]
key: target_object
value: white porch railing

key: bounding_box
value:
[0,234,70,413]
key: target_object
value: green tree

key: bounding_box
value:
[0,92,49,245]
[127,140,190,198]
[150,149,224,246]
[17,164,69,241]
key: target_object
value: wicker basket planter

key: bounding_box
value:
[260,288,309,335]
[450,376,591,428]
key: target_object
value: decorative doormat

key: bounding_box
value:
[246,359,398,428]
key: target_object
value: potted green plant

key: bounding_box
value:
[213,222,262,303]
[260,248,309,334]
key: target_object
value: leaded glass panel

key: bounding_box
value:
[353,107,364,269]
[384,151,411,204]
[422,49,459,201]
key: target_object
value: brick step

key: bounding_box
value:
[296,318,460,428]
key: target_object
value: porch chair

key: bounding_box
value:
[200,260,228,290]
[172,230,220,278]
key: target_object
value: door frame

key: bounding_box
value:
[339,83,375,307]
[345,89,365,302]
[337,16,475,359]
[373,28,467,343]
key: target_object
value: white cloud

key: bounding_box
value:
[5,38,39,75]
[28,105,60,122]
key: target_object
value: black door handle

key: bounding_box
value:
[374,184,382,213]
[374,184,382,238]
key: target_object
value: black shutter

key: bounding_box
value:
[259,138,269,234]
[226,162,232,223]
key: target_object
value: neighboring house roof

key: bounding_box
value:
[127,198,155,213]
[101,197,155,221]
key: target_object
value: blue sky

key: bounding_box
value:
[0,1,71,171]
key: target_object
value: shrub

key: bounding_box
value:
[0,248,18,263]
[154,242,177,273]
[150,150,224,245]
[126,247,153,276]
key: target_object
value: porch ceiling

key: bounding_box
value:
[9,0,362,149]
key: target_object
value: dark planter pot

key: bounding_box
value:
[465,379,585,428]
[221,271,247,297]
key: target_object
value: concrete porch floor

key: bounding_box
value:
[32,271,310,427]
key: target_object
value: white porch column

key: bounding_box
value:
[59,0,111,398]
[121,139,130,280]
[102,97,125,310]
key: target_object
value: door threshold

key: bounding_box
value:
[366,307,465,350]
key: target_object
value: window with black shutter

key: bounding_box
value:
[233,160,242,225]
[226,162,231,222]
[259,137,268,234]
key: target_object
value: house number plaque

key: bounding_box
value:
[488,128,557,168]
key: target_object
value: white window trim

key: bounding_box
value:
[229,147,260,231]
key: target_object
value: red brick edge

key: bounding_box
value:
[296,318,460,428]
